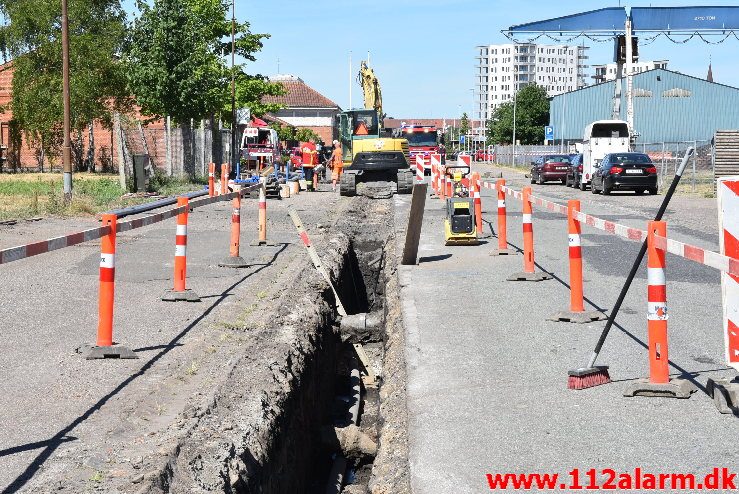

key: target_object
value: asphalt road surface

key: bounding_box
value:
[0,190,341,493]
[396,164,737,494]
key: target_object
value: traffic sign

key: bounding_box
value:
[459,135,466,145]
[545,126,554,141]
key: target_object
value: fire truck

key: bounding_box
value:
[393,124,440,176]
[240,126,280,174]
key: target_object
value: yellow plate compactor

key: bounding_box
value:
[443,167,479,246]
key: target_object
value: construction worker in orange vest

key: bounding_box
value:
[330,140,343,192]
[301,139,318,191]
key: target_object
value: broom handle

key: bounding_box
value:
[587,147,694,368]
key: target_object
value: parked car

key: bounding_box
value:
[564,153,584,188]
[591,152,658,195]
[530,154,572,185]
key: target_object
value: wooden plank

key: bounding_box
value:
[352,343,376,386]
[401,183,428,266]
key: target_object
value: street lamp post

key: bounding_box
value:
[511,88,517,168]
[61,0,72,203]
[230,0,237,177]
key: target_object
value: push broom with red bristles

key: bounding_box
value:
[568,147,695,390]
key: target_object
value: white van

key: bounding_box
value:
[580,120,630,191]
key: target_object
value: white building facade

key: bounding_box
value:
[474,43,589,121]
[592,60,669,84]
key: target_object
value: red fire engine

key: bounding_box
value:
[394,124,440,175]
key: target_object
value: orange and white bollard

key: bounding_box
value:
[548,200,607,323]
[221,164,229,196]
[219,189,249,268]
[86,214,137,359]
[624,221,696,398]
[507,186,551,282]
[471,172,483,236]
[208,163,215,197]
[162,197,200,301]
[251,179,275,246]
[490,179,511,256]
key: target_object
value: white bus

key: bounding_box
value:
[580,120,630,191]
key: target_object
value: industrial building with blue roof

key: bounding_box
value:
[549,68,739,144]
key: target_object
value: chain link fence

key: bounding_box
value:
[633,141,712,194]
[118,118,233,180]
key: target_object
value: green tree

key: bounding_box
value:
[126,0,283,124]
[487,84,549,145]
[460,112,470,136]
[269,122,321,144]
[0,0,130,162]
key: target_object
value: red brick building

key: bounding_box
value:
[262,75,341,144]
[0,61,128,171]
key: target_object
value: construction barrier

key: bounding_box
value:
[479,177,739,403]
[430,154,442,193]
[208,163,215,197]
[221,163,229,195]
[717,178,739,372]
[415,155,424,182]
[489,179,510,256]
[439,167,446,201]
[506,186,551,282]
[547,200,607,324]
[219,190,249,268]
[86,213,138,359]
[430,162,438,195]
[623,221,696,398]
[458,154,471,169]
[161,197,201,302]
[251,180,274,247]
[470,172,483,235]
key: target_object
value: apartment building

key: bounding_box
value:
[474,43,588,121]
[592,60,669,84]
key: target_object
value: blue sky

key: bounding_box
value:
[241,1,739,118]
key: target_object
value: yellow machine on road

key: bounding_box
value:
[337,61,412,196]
[443,164,479,246]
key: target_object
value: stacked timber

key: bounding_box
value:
[714,130,739,190]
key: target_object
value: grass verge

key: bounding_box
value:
[0,172,203,221]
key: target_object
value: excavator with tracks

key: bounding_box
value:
[337,61,413,197]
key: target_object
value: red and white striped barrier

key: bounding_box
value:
[458,154,471,169]
[430,154,441,193]
[0,225,110,265]
[415,155,424,182]
[718,178,739,371]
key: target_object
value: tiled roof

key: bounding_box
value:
[263,79,340,109]
[384,118,485,129]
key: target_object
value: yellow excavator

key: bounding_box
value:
[337,61,412,196]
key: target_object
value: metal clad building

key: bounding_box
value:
[550,68,739,143]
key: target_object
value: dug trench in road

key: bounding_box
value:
[0,191,410,493]
[397,165,736,494]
